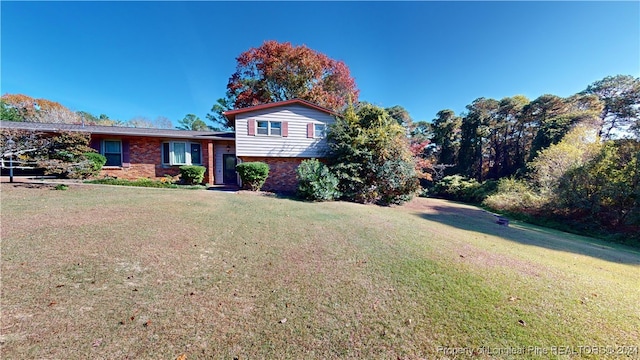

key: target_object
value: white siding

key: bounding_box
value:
[235,104,336,158]
[214,142,235,185]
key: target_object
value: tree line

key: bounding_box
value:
[0,93,212,131]
[427,75,639,244]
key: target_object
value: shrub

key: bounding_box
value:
[85,177,205,189]
[179,165,206,185]
[54,184,69,191]
[470,179,498,202]
[83,152,107,175]
[376,159,420,205]
[327,103,419,205]
[41,132,95,179]
[483,178,546,214]
[236,162,269,191]
[431,175,481,203]
[296,159,340,201]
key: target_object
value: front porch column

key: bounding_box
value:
[205,140,214,185]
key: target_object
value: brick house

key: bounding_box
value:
[1,99,339,191]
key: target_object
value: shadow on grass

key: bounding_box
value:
[8,182,57,190]
[414,202,640,265]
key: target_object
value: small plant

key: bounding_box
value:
[296,159,341,201]
[236,162,269,191]
[161,174,177,184]
[179,165,206,185]
[54,184,69,191]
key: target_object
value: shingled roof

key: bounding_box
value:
[0,121,235,140]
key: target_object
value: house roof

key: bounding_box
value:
[223,98,342,122]
[0,121,235,140]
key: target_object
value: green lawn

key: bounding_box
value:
[1,183,639,359]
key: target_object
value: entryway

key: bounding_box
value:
[223,154,237,185]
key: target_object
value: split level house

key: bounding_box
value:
[1,99,339,192]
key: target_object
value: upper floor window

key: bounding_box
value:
[256,121,282,136]
[162,141,202,165]
[103,140,122,166]
[314,124,327,138]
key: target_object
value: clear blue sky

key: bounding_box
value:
[2,1,638,125]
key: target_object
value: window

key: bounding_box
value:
[190,143,201,164]
[257,121,268,135]
[314,124,326,138]
[162,141,201,165]
[103,140,122,166]
[173,142,186,164]
[162,142,170,164]
[270,122,282,136]
[256,121,282,136]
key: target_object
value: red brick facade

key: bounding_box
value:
[239,156,311,193]
[94,136,214,184]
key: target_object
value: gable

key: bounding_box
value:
[234,103,336,158]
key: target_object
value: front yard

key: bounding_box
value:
[1,183,638,359]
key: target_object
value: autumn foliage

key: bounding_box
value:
[1,94,80,123]
[210,41,359,129]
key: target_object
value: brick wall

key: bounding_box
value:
[95,136,214,184]
[239,156,318,193]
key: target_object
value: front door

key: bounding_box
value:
[223,154,237,185]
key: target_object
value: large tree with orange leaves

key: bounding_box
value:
[1,94,80,124]
[208,41,359,129]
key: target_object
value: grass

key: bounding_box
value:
[1,183,639,359]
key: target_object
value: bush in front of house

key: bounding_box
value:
[179,165,206,185]
[236,162,269,191]
[296,158,341,201]
[85,177,205,189]
[83,152,107,175]
[37,132,97,179]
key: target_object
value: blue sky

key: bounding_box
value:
[2,1,638,126]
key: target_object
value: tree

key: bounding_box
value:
[1,99,22,121]
[154,116,173,129]
[1,128,98,179]
[457,98,499,180]
[554,139,640,233]
[1,129,49,161]
[1,94,80,124]
[524,94,570,160]
[177,114,209,131]
[582,74,640,139]
[490,95,530,178]
[430,109,461,168]
[126,116,156,128]
[39,132,97,178]
[529,124,602,196]
[206,98,234,130]
[386,105,412,127]
[328,103,418,205]
[76,111,121,126]
[528,94,603,160]
[209,40,359,129]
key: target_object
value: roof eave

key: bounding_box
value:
[223,99,342,122]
